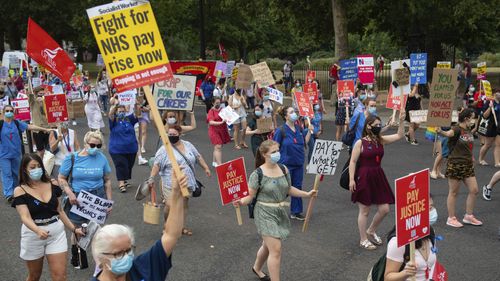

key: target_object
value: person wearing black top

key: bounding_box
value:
[246,104,271,156]
[11,153,85,281]
[405,84,422,145]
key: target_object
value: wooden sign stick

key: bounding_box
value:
[142,85,190,197]
[235,205,243,225]
[302,174,323,232]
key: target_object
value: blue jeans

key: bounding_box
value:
[286,164,304,215]
[100,95,108,112]
[0,157,21,197]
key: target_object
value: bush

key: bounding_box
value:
[265,58,286,70]
[477,52,500,67]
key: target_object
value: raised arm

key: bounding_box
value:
[161,172,187,257]
[181,111,197,133]
[381,110,406,145]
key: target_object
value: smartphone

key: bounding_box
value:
[392,81,399,88]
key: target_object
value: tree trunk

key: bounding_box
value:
[332,0,349,60]
[0,30,5,55]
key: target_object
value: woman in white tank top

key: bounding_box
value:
[48,122,80,177]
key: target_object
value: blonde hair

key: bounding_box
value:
[255,140,279,168]
[92,224,135,265]
[84,130,104,145]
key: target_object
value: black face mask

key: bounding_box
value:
[214,104,220,109]
[168,135,180,144]
[371,126,382,136]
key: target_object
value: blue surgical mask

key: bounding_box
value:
[255,111,262,117]
[5,112,14,118]
[29,168,43,181]
[314,105,320,111]
[87,147,99,156]
[263,95,270,101]
[289,112,298,122]
[368,107,377,115]
[429,208,438,225]
[359,94,367,101]
[110,254,134,275]
[270,152,281,163]
[116,112,125,119]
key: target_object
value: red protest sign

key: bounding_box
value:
[216,157,249,205]
[432,261,448,281]
[395,169,430,247]
[386,86,408,110]
[11,98,31,121]
[337,80,355,99]
[72,75,83,87]
[303,83,318,104]
[306,70,316,81]
[294,92,313,118]
[44,93,69,124]
[357,54,375,84]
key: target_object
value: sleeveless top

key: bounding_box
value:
[262,101,273,118]
[11,183,63,220]
[54,129,76,166]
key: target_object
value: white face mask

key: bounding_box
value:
[167,117,176,125]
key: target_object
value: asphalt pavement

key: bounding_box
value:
[1,101,499,281]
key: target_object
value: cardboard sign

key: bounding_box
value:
[44,94,69,123]
[436,61,451,69]
[410,53,427,84]
[427,68,459,127]
[87,1,174,92]
[214,61,227,78]
[337,80,355,99]
[477,62,487,80]
[219,106,240,125]
[307,140,342,175]
[266,87,283,104]
[395,169,430,247]
[68,100,86,119]
[256,117,273,133]
[386,86,408,110]
[303,83,319,104]
[70,190,114,224]
[306,70,316,81]
[118,90,136,106]
[339,59,358,80]
[96,54,104,66]
[394,68,410,86]
[235,64,253,89]
[294,92,313,118]
[0,66,8,79]
[11,98,31,121]
[391,60,411,97]
[249,62,275,88]
[77,221,100,251]
[31,78,42,88]
[482,80,492,100]
[215,157,249,205]
[153,75,197,111]
[357,55,375,84]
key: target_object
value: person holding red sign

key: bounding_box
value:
[349,112,405,250]
[436,108,483,227]
[233,140,316,281]
[207,97,232,166]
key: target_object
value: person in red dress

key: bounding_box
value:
[207,97,231,167]
[348,112,405,250]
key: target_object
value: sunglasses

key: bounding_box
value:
[4,110,13,113]
[88,143,102,148]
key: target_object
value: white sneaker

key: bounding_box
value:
[212,162,218,167]
[72,121,77,126]
[141,147,146,154]
[138,156,148,166]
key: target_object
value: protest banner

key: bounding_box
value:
[391,60,411,97]
[153,75,196,111]
[266,87,283,104]
[70,190,114,224]
[481,80,493,100]
[215,157,249,225]
[0,66,8,79]
[214,61,227,78]
[31,77,42,88]
[306,70,316,81]
[427,68,459,127]
[87,1,174,92]
[436,61,451,69]
[339,58,358,80]
[236,64,253,89]
[257,117,273,133]
[395,169,430,248]
[219,106,240,125]
[337,80,355,99]
[303,83,319,104]
[386,86,408,110]
[357,55,375,84]
[50,85,64,94]
[249,62,275,88]
[44,93,69,124]
[410,53,427,84]
[477,62,487,80]
[170,61,216,97]
[294,92,313,118]
[117,90,136,106]
[96,54,104,66]
[11,98,31,121]
[226,61,236,77]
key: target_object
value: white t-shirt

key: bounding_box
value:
[213,87,222,98]
[386,237,436,281]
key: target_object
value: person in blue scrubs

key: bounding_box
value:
[349,98,378,151]
[274,106,313,220]
[0,105,50,202]
[307,104,323,162]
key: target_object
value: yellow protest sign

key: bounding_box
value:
[436,61,451,69]
[482,80,492,100]
[86,1,173,92]
[477,62,486,80]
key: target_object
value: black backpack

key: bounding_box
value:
[0,120,25,155]
[341,113,361,147]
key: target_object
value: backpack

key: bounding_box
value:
[0,120,25,155]
[248,164,290,219]
[342,113,361,147]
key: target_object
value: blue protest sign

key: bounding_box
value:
[339,59,358,81]
[410,53,427,84]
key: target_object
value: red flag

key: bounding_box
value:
[26,18,75,84]
[218,42,228,62]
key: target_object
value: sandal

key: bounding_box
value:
[360,239,377,250]
[234,145,242,150]
[430,171,439,180]
[252,267,270,281]
[182,228,193,236]
[240,143,249,148]
[479,161,489,166]
[366,232,383,246]
[119,185,127,193]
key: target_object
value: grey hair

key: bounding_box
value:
[92,224,135,262]
[83,130,104,145]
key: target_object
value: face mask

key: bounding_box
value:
[220,103,226,109]
[4,112,14,118]
[168,135,180,144]
[29,168,43,181]
[289,112,298,122]
[296,83,301,87]
[263,95,270,101]
[116,112,125,119]
[214,104,220,109]
[167,117,176,125]
[255,111,262,117]
[368,107,377,115]
[109,254,134,275]
[469,87,475,92]
[314,105,320,111]
[371,126,382,136]
[359,94,367,101]
[429,208,438,225]
[270,152,281,163]
[87,147,99,156]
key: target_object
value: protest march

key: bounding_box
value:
[0,1,499,281]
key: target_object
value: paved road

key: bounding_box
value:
[1,105,499,281]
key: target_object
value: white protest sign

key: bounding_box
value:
[0,96,9,111]
[307,140,343,175]
[118,90,136,106]
[68,91,83,101]
[219,106,240,125]
[31,78,42,88]
[70,190,114,224]
[266,87,283,104]
[51,85,64,94]
[410,110,458,123]
[153,75,197,111]
[226,61,236,78]
[0,66,8,79]
[77,221,100,251]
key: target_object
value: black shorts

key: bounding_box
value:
[33,131,50,152]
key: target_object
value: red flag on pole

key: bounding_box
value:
[26,18,76,83]
[218,42,228,62]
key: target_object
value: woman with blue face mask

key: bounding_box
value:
[11,153,85,281]
[233,140,316,281]
[306,104,323,162]
[1,105,50,203]
[247,104,272,156]
[273,106,313,220]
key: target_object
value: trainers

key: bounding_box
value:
[138,156,148,166]
[141,147,146,154]
[482,185,492,201]
[404,133,410,142]
[212,162,218,167]
[463,214,483,226]
[290,213,305,221]
[410,139,419,146]
[72,121,77,126]
[446,217,464,228]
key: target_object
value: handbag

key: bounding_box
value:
[143,186,161,225]
[342,114,361,147]
[172,145,204,197]
[339,157,351,190]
